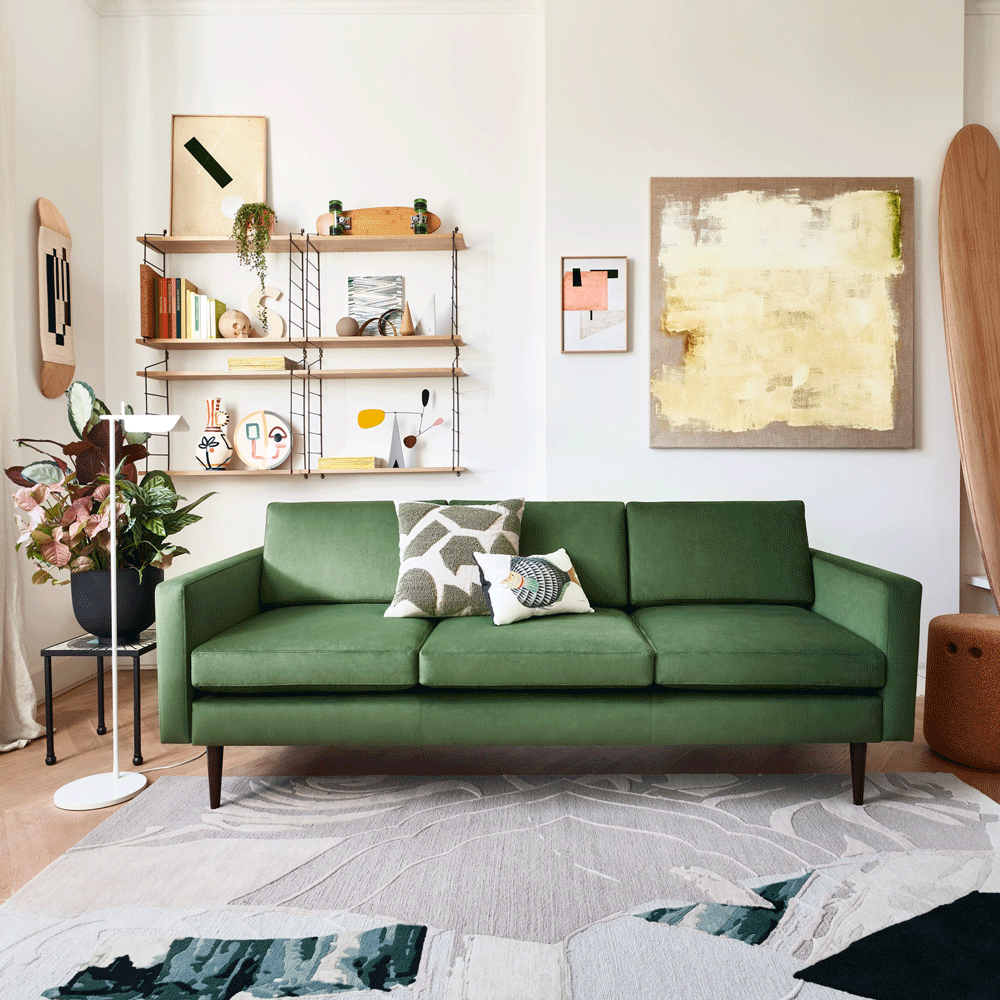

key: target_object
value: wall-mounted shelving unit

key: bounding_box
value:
[136,334,463,351]
[137,227,466,478]
[139,367,464,382]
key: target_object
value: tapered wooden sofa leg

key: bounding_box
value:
[850,742,867,805]
[207,746,224,809]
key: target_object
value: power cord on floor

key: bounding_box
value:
[138,749,207,774]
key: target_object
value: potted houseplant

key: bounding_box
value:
[7,381,214,639]
[232,202,276,335]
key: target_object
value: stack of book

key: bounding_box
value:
[317,456,388,470]
[139,270,227,339]
[227,356,303,371]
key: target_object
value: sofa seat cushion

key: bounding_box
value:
[419,607,654,688]
[632,604,885,690]
[191,604,433,693]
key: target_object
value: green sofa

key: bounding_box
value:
[156,499,922,808]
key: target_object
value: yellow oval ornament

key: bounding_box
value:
[357,409,385,429]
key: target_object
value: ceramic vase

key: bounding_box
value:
[196,398,233,471]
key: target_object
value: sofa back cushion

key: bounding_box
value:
[627,500,814,606]
[261,501,400,605]
[451,500,629,607]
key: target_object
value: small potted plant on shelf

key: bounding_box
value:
[6,381,215,639]
[232,202,276,335]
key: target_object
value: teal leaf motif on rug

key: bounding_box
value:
[638,871,812,946]
[43,926,427,998]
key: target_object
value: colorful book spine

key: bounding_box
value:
[179,279,198,339]
[198,294,210,339]
[210,298,225,339]
[158,277,170,339]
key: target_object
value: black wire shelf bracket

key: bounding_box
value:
[141,231,167,276]
[142,352,171,473]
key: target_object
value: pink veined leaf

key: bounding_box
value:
[15,517,33,546]
[85,513,109,538]
[13,487,40,512]
[71,555,93,572]
[91,483,111,502]
[40,538,72,567]
[60,498,93,526]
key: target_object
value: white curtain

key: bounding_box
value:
[0,0,44,752]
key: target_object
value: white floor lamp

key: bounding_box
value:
[54,410,189,811]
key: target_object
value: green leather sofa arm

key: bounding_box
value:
[809,548,922,741]
[156,546,263,743]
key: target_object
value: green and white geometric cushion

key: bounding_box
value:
[384,499,524,618]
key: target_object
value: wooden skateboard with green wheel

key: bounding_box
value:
[316,199,441,237]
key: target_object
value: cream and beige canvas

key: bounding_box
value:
[649,177,913,448]
[170,115,267,237]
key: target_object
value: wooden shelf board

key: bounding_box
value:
[136,335,463,350]
[139,367,464,381]
[166,466,466,477]
[137,232,466,254]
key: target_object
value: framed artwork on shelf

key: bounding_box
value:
[170,115,267,238]
[649,176,914,448]
[561,256,628,353]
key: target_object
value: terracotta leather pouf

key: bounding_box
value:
[924,614,1000,770]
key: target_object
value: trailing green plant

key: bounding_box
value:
[232,202,276,335]
[13,468,215,585]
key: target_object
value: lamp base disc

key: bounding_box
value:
[53,770,147,811]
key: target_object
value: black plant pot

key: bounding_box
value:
[70,568,164,642]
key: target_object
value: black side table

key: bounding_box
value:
[41,629,155,767]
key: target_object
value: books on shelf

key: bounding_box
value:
[227,356,303,371]
[148,275,226,339]
[318,456,388,470]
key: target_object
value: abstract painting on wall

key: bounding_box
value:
[649,177,913,448]
[562,256,628,353]
[170,116,267,238]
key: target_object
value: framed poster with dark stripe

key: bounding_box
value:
[561,256,629,353]
[170,115,267,237]
[36,198,75,398]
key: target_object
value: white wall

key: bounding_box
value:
[10,1,976,704]
[100,4,546,575]
[14,0,105,699]
[545,0,965,666]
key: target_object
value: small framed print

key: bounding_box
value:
[170,115,267,237]
[561,256,628,353]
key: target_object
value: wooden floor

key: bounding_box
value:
[3,670,999,903]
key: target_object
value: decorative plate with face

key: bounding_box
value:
[234,410,292,471]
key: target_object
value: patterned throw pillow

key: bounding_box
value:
[384,499,524,618]
[473,548,594,626]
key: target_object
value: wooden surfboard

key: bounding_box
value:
[939,124,1000,598]
[36,198,75,398]
[315,205,441,237]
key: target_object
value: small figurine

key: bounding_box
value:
[218,309,254,339]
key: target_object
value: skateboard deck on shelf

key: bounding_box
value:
[939,123,1000,598]
[316,205,441,237]
[36,198,75,398]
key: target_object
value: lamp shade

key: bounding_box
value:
[109,413,189,435]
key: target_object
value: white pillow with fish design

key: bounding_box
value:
[473,548,594,626]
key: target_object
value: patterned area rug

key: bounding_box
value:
[2,773,998,999]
